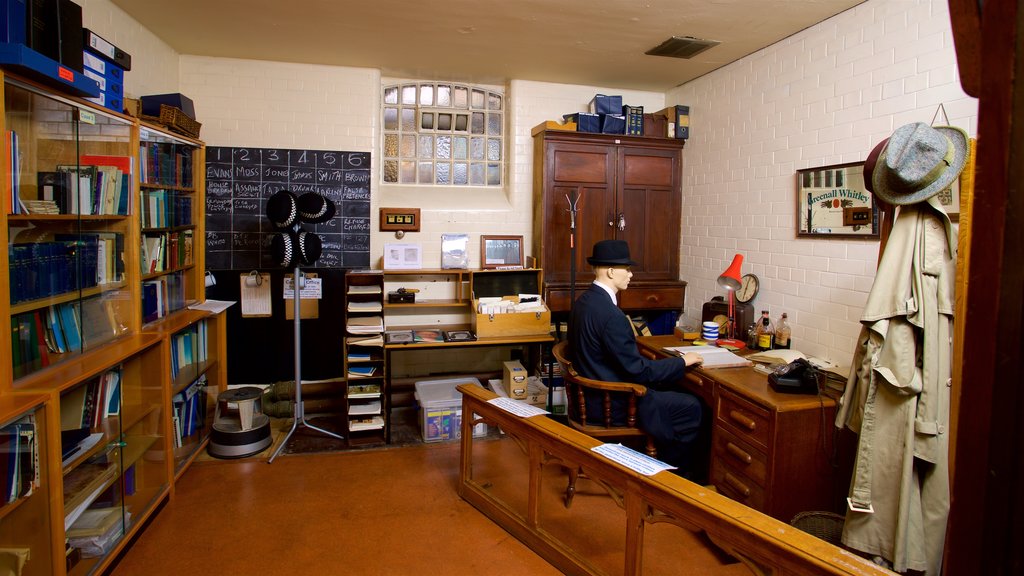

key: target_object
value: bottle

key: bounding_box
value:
[775,313,791,349]
[755,310,775,351]
[746,320,759,349]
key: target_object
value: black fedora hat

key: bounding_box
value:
[266,190,298,229]
[296,192,336,224]
[586,239,636,266]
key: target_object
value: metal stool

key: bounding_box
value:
[208,387,272,458]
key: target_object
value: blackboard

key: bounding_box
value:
[205,147,371,270]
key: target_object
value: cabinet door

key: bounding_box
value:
[617,146,681,282]
[541,142,616,285]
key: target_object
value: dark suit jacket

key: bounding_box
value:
[569,283,687,432]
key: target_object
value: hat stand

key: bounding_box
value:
[268,263,345,462]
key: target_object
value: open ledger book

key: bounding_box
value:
[663,345,752,369]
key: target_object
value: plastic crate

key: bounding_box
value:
[414,377,487,442]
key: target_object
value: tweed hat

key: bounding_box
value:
[296,192,336,224]
[871,123,968,205]
[586,239,637,266]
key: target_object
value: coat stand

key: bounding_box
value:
[268,266,344,463]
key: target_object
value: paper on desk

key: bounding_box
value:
[488,397,549,418]
[591,444,676,476]
[664,345,752,368]
[188,299,236,314]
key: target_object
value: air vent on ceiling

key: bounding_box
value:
[645,36,720,59]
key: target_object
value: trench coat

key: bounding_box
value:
[835,195,955,575]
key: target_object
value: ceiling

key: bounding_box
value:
[110,0,864,92]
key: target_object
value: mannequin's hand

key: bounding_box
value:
[681,352,704,367]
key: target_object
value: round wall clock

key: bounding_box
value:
[736,273,760,303]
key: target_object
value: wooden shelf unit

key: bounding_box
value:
[0,69,223,575]
[343,271,386,446]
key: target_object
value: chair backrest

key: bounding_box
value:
[550,341,655,455]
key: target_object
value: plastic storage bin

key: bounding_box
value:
[414,377,487,442]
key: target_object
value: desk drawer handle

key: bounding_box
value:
[725,442,752,464]
[724,472,751,497]
[729,410,756,431]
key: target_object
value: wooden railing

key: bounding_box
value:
[457,384,894,576]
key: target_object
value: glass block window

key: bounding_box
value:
[382,82,504,187]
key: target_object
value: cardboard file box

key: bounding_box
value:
[503,360,528,399]
[470,269,551,338]
[600,114,626,134]
[562,112,600,133]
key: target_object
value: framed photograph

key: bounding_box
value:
[481,235,524,269]
[383,242,422,270]
[796,161,880,239]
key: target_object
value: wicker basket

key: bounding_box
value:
[158,104,201,138]
[790,511,845,546]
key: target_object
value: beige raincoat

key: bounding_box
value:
[835,195,954,574]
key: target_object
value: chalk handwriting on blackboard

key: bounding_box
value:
[205,147,371,270]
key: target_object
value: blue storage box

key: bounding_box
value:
[600,114,626,134]
[563,112,600,133]
[141,93,195,120]
[589,94,622,115]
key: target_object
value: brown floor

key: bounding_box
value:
[107,416,749,576]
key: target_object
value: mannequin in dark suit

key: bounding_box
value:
[570,240,704,476]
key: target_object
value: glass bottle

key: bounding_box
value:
[755,310,775,351]
[775,313,792,349]
[746,320,759,349]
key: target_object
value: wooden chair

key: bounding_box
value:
[551,340,657,506]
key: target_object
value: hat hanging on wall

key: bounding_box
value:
[296,192,336,224]
[267,190,298,229]
[870,122,968,206]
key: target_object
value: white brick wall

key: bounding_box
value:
[667,0,978,363]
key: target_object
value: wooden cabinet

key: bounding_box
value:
[0,69,222,574]
[343,271,386,446]
[532,130,686,313]
[0,395,53,576]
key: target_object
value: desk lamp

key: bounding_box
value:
[717,254,745,347]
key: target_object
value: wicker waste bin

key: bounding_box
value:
[790,511,845,546]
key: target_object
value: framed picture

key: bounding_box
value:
[383,242,422,270]
[796,161,880,239]
[481,235,524,269]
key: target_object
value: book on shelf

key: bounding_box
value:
[348,400,382,416]
[347,384,381,399]
[413,329,444,343]
[385,330,413,344]
[349,415,385,432]
[347,365,377,378]
[443,330,476,342]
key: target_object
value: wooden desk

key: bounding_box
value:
[638,335,847,523]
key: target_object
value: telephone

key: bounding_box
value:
[768,358,820,394]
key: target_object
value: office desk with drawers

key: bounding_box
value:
[638,336,850,523]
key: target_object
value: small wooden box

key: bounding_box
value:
[470,269,550,338]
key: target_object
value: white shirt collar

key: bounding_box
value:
[593,281,617,305]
